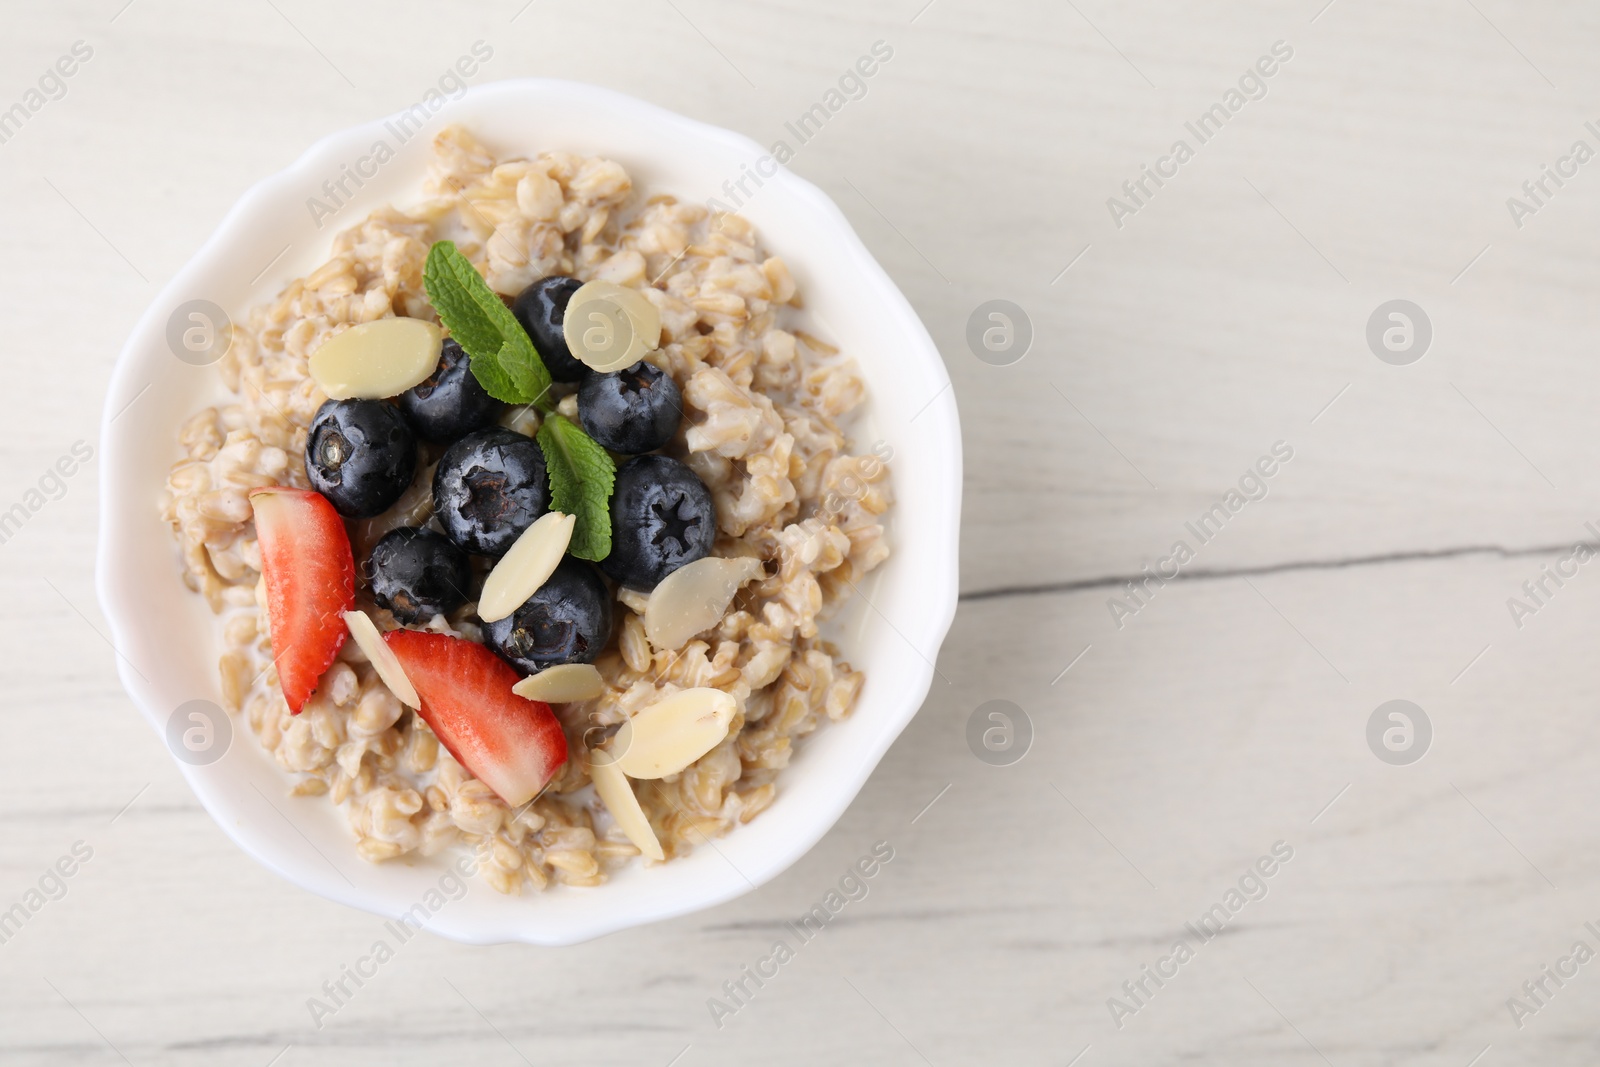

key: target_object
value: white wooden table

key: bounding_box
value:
[5,0,1600,1062]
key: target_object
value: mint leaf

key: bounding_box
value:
[468,340,519,400]
[423,242,503,362]
[496,337,548,407]
[537,415,615,561]
[422,241,553,411]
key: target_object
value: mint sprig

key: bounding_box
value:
[423,241,553,412]
[537,415,615,561]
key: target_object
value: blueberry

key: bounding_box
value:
[432,427,550,556]
[368,527,472,623]
[602,455,716,590]
[483,558,613,671]
[578,361,682,455]
[512,275,588,383]
[399,338,504,443]
[306,399,417,518]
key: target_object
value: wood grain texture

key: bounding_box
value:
[3,0,1600,1063]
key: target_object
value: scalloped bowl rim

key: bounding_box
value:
[94,78,960,945]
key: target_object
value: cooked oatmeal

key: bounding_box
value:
[161,126,892,893]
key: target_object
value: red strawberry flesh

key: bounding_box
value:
[248,487,355,713]
[383,630,568,807]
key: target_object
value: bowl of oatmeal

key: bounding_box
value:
[95,80,959,944]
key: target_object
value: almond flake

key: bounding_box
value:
[644,556,765,651]
[341,610,420,708]
[612,285,661,349]
[611,687,736,779]
[588,749,664,861]
[309,317,443,400]
[588,748,662,863]
[563,280,661,373]
[478,511,575,622]
[512,662,605,703]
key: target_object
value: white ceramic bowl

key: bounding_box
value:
[96,79,960,945]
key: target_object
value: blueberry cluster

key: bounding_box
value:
[303,275,715,670]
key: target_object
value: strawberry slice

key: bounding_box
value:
[383,630,568,806]
[249,487,356,713]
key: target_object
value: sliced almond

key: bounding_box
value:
[341,610,420,708]
[512,663,605,703]
[589,282,661,350]
[588,749,664,861]
[563,280,661,373]
[611,285,661,348]
[309,317,444,399]
[611,688,736,779]
[644,556,765,651]
[478,512,575,622]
